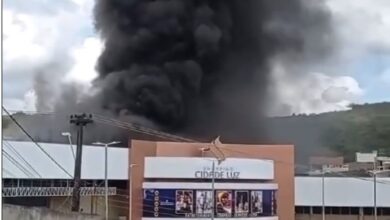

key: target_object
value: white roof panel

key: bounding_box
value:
[295,177,390,207]
[2,141,128,180]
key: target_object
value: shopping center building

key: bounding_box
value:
[4,140,390,220]
[130,139,295,220]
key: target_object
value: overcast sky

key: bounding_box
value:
[3,0,390,115]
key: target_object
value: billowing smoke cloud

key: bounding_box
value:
[91,0,333,142]
[5,0,334,156]
[33,61,72,113]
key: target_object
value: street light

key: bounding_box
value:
[61,132,75,161]
[199,146,224,220]
[369,169,390,220]
[321,170,325,220]
[92,141,121,220]
[129,164,138,220]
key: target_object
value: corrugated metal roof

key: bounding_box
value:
[2,141,129,180]
[295,177,390,207]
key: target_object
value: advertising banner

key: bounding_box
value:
[195,190,213,217]
[235,191,249,217]
[143,189,277,218]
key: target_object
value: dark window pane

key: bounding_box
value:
[341,207,350,215]
[364,207,373,215]
[303,206,310,214]
[351,207,359,215]
[313,207,322,214]
[382,208,390,215]
[331,207,340,214]
[295,206,304,214]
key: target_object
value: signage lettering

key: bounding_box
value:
[194,166,240,179]
[194,171,240,179]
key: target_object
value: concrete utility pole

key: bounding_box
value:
[321,171,325,220]
[370,168,390,220]
[93,141,121,220]
[200,137,225,220]
[70,113,93,212]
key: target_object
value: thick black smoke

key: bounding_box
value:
[92,0,332,142]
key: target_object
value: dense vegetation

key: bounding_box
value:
[320,103,390,161]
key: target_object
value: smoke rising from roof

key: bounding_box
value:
[91,0,333,142]
[6,0,334,153]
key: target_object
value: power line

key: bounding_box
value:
[4,109,389,185]
[3,141,42,178]
[2,106,73,178]
[3,110,55,115]
[93,114,390,184]
[93,114,194,142]
[2,149,35,178]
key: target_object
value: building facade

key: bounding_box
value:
[129,140,295,220]
[295,177,390,220]
[2,141,129,219]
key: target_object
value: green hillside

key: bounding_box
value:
[319,102,390,160]
[267,102,390,162]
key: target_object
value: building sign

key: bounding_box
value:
[143,189,277,218]
[144,157,274,180]
[194,166,240,179]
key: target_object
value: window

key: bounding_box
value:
[364,207,373,215]
[379,208,390,216]
[313,207,322,214]
[350,207,359,215]
[340,207,350,215]
[295,206,310,214]
[295,206,304,214]
[330,207,340,215]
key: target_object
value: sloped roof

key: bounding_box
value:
[2,141,128,180]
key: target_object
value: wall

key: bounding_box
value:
[295,177,390,207]
[49,196,127,219]
[130,140,294,220]
[2,204,103,220]
[130,140,158,220]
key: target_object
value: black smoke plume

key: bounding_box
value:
[92,0,332,142]
[4,0,333,156]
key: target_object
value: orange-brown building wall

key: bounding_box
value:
[130,140,294,220]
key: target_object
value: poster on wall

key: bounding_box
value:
[235,191,249,217]
[196,190,213,217]
[251,191,263,214]
[175,190,194,214]
[215,190,232,217]
[143,189,276,218]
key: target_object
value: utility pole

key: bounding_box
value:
[70,113,93,212]
[374,156,377,220]
[211,160,216,220]
[322,171,325,220]
[200,137,225,220]
[93,141,121,220]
